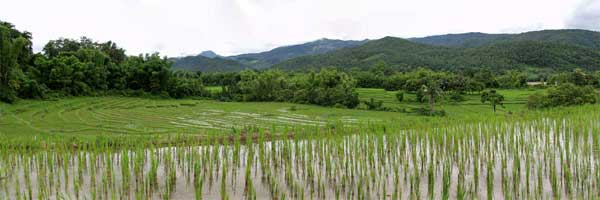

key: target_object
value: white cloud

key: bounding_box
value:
[567,0,600,31]
[0,0,589,57]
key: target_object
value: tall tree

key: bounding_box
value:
[481,90,505,112]
[0,23,28,102]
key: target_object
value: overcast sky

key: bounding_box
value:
[1,0,599,57]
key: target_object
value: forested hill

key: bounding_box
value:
[273,33,600,72]
[171,55,247,72]
[229,38,368,69]
[171,38,368,72]
[410,29,600,50]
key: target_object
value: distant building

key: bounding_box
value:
[527,81,546,86]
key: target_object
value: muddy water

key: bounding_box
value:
[0,119,598,199]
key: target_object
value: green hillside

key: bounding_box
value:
[274,36,600,72]
[410,29,600,50]
[171,55,248,72]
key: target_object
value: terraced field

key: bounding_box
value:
[0,89,538,137]
[356,88,538,113]
[0,98,399,137]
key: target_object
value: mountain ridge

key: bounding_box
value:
[171,38,368,72]
[274,32,600,72]
[172,29,600,72]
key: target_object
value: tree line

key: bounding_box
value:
[0,21,359,108]
[2,20,598,111]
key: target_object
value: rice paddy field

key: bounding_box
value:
[1,88,600,200]
[0,89,537,137]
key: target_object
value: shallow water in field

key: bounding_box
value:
[0,118,599,199]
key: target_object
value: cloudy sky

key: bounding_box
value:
[1,0,599,57]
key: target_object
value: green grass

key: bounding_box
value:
[205,86,222,92]
[0,88,540,139]
[356,88,540,116]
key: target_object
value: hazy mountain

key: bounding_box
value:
[228,38,369,69]
[173,29,600,72]
[410,29,600,50]
[171,56,247,72]
[198,50,220,58]
[172,38,368,71]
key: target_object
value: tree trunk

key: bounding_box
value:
[429,92,435,115]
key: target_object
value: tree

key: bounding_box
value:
[527,83,597,109]
[0,24,28,102]
[363,98,383,110]
[395,92,404,102]
[421,79,443,115]
[481,90,505,112]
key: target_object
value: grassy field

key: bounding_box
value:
[356,88,538,115]
[0,89,539,138]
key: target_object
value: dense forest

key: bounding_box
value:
[0,21,359,108]
[1,20,205,103]
[274,36,600,73]
[410,29,600,49]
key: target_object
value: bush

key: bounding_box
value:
[527,83,598,109]
[395,92,404,102]
[0,87,17,103]
[363,98,383,110]
[449,92,465,102]
[412,107,446,116]
[18,80,48,99]
[527,92,545,109]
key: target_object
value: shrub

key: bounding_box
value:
[527,83,598,109]
[363,98,383,110]
[449,92,465,102]
[0,87,17,103]
[395,92,404,102]
[413,107,446,116]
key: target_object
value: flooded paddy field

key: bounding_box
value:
[1,114,599,199]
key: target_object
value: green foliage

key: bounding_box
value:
[0,20,213,103]
[527,83,597,109]
[216,69,360,108]
[395,92,404,102]
[363,98,383,110]
[547,68,599,86]
[497,71,527,88]
[527,83,598,109]
[412,107,446,116]
[169,77,207,99]
[481,90,505,112]
[303,69,360,108]
[449,92,465,102]
[0,22,30,103]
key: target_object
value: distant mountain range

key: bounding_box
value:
[172,38,367,72]
[229,38,368,69]
[172,29,600,72]
[409,29,600,50]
